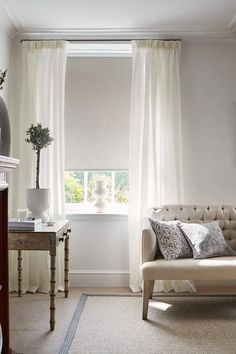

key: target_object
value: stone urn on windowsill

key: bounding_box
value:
[25,123,53,222]
[93,179,108,213]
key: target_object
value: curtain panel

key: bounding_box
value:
[129,39,195,293]
[9,40,68,293]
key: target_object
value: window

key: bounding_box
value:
[65,170,128,213]
[64,43,131,214]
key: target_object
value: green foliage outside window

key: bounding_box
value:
[64,172,84,203]
[115,171,129,203]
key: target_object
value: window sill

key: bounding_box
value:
[66,204,128,220]
[66,204,128,221]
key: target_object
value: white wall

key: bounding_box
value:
[67,41,236,288]
[181,41,236,204]
[0,8,13,102]
[68,214,129,287]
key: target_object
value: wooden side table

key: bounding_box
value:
[8,220,71,331]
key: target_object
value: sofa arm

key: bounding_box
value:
[142,229,157,264]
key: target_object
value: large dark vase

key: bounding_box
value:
[0,96,10,156]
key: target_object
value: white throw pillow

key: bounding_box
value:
[178,221,236,259]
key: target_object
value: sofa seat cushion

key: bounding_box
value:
[142,257,236,281]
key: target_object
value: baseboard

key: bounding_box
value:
[69,270,130,287]
[69,272,236,289]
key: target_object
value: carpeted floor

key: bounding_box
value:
[65,295,236,354]
[9,288,236,354]
[10,288,131,354]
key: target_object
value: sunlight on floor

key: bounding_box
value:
[149,301,172,311]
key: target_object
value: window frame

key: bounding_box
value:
[65,170,129,215]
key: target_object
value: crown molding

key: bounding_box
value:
[0,1,23,35]
[1,1,236,42]
[13,26,236,42]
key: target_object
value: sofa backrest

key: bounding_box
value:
[153,204,236,250]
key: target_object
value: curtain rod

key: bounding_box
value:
[20,38,181,43]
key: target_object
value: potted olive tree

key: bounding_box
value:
[25,123,53,221]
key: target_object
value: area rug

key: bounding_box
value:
[59,294,236,354]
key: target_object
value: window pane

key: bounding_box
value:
[64,171,84,203]
[115,171,129,203]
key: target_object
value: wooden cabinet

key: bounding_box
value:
[0,156,19,354]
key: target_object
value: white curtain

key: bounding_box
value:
[129,40,195,293]
[9,40,68,293]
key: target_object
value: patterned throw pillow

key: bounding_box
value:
[178,221,236,259]
[149,218,193,260]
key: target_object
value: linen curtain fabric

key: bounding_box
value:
[9,40,68,293]
[129,40,195,293]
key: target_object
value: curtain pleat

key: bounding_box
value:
[9,40,68,293]
[129,40,196,293]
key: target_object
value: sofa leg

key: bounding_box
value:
[143,280,151,320]
[149,280,155,299]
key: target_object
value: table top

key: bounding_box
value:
[9,220,69,234]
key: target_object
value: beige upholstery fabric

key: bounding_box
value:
[142,257,236,280]
[153,204,236,251]
[141,205,236,319]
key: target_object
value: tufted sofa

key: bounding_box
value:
[141,204,236,320]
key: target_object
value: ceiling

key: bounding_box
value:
[1,0,236,39]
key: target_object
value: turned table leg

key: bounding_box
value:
[17,250,22,297]
[50,254,56,331]
[64,236,69,298]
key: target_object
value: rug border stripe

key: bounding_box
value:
[59,294,88,354]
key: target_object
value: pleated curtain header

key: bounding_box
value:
[22,40,68,50]
[133,39,181,49]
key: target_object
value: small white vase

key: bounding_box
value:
[93,179,107,213]
[26,188,50,222]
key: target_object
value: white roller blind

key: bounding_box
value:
[65,57,131,170]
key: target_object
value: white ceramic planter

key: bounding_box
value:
[26,188,50,222]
